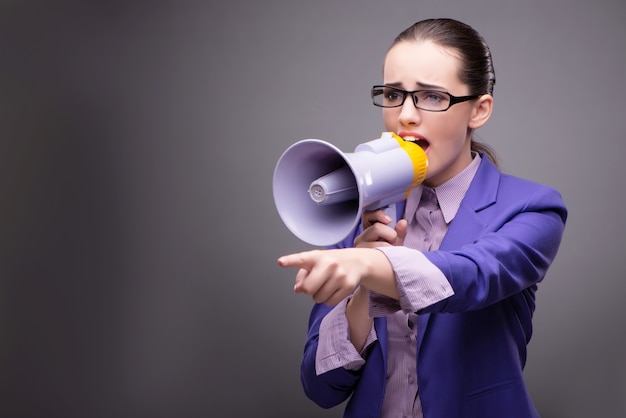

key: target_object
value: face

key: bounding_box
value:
[382,40,489,187]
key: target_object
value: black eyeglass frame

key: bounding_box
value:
[371,85,480,112]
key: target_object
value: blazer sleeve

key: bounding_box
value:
[299,227,367,408]
[421,176,567,314]
[300,301,367,408]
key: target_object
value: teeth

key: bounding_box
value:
[403,135,417,142]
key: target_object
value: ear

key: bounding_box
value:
[468,94,493,129]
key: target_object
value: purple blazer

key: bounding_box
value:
[300,156,568,417]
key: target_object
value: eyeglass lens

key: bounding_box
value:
[372,86,451,111]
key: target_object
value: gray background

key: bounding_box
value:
[1,0,624,417]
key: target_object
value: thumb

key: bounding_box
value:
[394,219,408,246]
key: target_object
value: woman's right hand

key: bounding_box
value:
[346,210,408,348]
[354,209,408,248]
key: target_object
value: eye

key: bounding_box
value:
[383,88,403,103]
[419,91,446,104]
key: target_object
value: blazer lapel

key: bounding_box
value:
[440,157,500,250]
[374,317,389,371]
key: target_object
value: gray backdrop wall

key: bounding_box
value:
[1,0,624,417]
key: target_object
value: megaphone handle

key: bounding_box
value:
[382,204,397,229]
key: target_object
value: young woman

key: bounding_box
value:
[278,18,567,418]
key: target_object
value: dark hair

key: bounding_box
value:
[391,18,498,165]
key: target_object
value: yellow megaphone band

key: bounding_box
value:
[388,132,429,198]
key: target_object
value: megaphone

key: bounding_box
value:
[273,132,428,246]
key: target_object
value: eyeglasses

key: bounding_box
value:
[371,85,480,112]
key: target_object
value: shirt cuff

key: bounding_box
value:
[315,297,378,375]
[372,246,454,315]
[368,290,402,317]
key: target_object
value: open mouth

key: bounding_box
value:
[403,135,429,151]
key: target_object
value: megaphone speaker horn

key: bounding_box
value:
[273,132,427,246]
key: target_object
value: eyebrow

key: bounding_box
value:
[385,81,447,91]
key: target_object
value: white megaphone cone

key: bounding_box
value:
[273,132,428,246]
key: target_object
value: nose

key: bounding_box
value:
[398,94,422,127]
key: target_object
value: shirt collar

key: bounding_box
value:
[404,152,482,224]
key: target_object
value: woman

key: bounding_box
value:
[278,18,567,417]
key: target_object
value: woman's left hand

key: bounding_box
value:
[278,248,370,306]
[278,248,396,305]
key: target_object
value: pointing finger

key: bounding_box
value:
[277,251,315,269]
